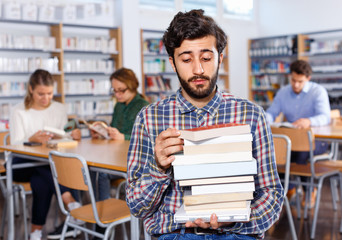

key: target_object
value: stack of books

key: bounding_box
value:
[172,123,257,223]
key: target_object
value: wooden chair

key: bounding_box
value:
[271,127,342,239]
[48,150,131,240]
[0,132,32,240]
[272,134,297,240]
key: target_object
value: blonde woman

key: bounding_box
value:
[9,69,82,240]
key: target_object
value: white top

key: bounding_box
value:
[9,101,67,145]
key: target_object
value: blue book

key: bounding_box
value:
[173,158,257,180]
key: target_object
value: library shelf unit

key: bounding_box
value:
[297,30,342,111]
[0,19,122,128]
[249,29,342,112]
[248,34,298,109]
[140,29,230,103]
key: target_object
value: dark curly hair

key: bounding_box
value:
[290,60,312,77]
[162,9,227,59]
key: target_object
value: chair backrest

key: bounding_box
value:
[272,134,291,195]
[0,131,9,152]
[271,127,314,152]
[48,151,100,222]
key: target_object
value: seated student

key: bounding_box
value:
[266,59,331,206]
[90,68,149,238]
[91,67,149,200]
[9,69,82,240]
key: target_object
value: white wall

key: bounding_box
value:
[258,0,342,36]
[128,4,258,99]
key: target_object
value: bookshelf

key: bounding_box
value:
[249,30,342,112]
[140,29,230,103]
[0,20,122,129]
[297,30,342,111]
[248,34,298,109]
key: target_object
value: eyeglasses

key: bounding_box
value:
[110,88,128,95]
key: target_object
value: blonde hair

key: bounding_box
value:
[24,69,54,109]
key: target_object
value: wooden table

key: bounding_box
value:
[312,124,342,160]
[0,138,140,240]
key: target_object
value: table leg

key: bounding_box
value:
[131,215,140,240]
[6,152,14,240]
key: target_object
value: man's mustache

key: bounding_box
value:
[188,75,210,82]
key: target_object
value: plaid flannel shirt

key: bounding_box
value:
[126,88,284,239]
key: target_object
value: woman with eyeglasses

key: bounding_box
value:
[90,67,149,238]
[91,67,149,140]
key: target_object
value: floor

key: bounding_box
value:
[0,181,342,240]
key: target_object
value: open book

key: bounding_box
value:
[81,119,110,139]
[43,126,70,138]
[271,122,295,128]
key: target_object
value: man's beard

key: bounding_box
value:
[176,67,219,99]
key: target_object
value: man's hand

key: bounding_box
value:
[292,118,311,129]
[185,213,233,229]
[155,128,183,172]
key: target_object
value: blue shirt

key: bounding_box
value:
[266,81,330,126]
[126,88,284,238]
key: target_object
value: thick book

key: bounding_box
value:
[184,200,250,211]
[174,203,251,223]
[46,138,78,148]
[191,182,255,195]
[173,158,257,180]
[179,123,251,142]
[183,191,254,206]
[173,151,252,166]
[183,141,252,155]
[43,126,68,138]
[179,175,254,187]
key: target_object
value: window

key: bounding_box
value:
[183,0,216,15]
[139,0,175,10]
[223,0,253,20]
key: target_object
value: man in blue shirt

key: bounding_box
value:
[266,59,330,128]
[266,59,331,206]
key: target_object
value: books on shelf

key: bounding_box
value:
[191,181,255,195]
[174,202,251,223]
[179,123,251,141]
[179,175,254,187]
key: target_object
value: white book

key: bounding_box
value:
[173,158,257,180]
[172,151,252,166]
[174,202,251,223]
[191,182,255,195]
[184,200,250,211]
[183,133,253,146]
[43,126,68,138]
[179,175,254,187]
